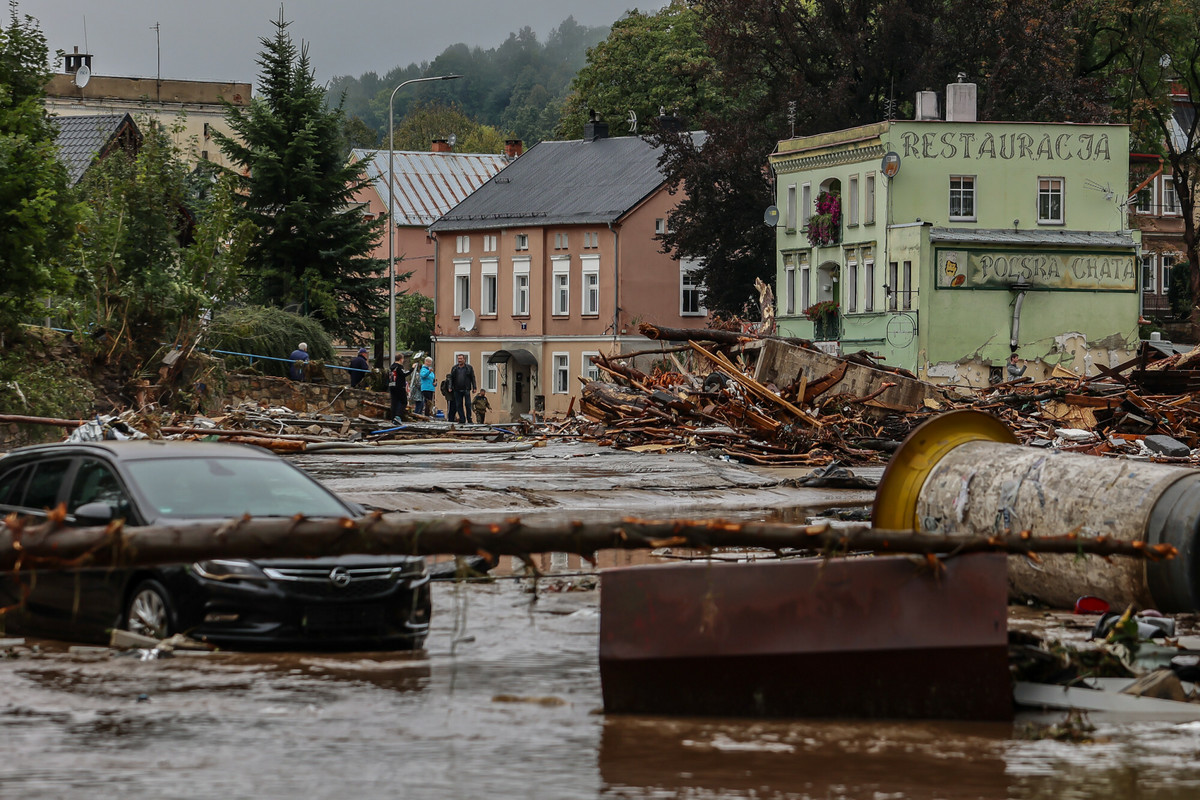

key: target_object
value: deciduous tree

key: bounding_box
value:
[0,4,79,337]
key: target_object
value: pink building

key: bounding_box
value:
[428,121,707,422]
[349,143,516,301]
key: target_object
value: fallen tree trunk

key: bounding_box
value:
[639,323,814,349]
[0,513,1175,571]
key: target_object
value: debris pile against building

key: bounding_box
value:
[545,325,1200,466]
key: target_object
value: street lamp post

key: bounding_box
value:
[387,74,461,362]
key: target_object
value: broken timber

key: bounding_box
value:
[0,512,1175,572]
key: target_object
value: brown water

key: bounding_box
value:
[4,580,1200,799]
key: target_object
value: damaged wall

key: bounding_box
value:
[921,330,1138,388]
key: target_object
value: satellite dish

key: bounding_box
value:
[74,64,91,88]
[764,205,780,227]
[459,307,476,332]
[880,151,901,179]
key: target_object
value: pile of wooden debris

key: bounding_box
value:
[552,325,1200,467]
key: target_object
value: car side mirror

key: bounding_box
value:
[73,501,114,525]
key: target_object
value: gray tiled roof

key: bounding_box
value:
[429,132,705,232]
[353,148,512,227]
[930,227,1135,249]
[53,113,132,185]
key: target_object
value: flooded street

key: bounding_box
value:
[4,443,1200,798]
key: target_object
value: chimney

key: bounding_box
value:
[583,109,609,142]
[915,91,939,120]
[504,139,524,159]
[431,139,452,153]
[946,74,978,122]
[656,108,686,133]
[64,46,93,75]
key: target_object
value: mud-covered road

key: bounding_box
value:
[3,443,1200,798]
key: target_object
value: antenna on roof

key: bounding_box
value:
[627,110,637,134]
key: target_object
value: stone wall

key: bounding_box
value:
[221,373,392,418]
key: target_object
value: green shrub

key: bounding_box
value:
[203,306,334,378]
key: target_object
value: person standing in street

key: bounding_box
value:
[449,353,476,424]
[348,347,369,388]
[288,342,309,381]
[472,390,491,424]
[389,354,413,421]
[418,356,436,416]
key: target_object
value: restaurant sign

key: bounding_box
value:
[936,248,1135,291]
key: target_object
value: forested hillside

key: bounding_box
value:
[326,16,609,150]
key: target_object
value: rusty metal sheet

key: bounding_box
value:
[599,553,1011,720]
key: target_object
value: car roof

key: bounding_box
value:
[0,440,284,462]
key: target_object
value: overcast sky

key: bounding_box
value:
[20,0,663,87]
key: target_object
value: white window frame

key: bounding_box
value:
[784,255,796,316]
[802,183,812,223]
[483,234,497,253]
[581,255,600,316]
[514,233,529,251]
[552,352,569,394]
[680,259,706,316]
[863,252,875,312]
[845,251,859,313]
[453,259,471,316]
[800,254,811,312]
[888,261,899,311]
[456,235,470,254]
[552,256,570,316]
[582,351,600,382]
[847,175,859,226]
[1162,254,1177,294]
[1134,185,1153,214]
[655,218,667,235]
[480,258,498,316]
[512,257,530,316]
[1037,177,1065,225]
[1164,177,1181,216]
[482,352,499,392]
[949,175,976,221]
[786,184,797,232]
[902,260,913,310]
[864,173,876,225]
[1142,254,1157,293]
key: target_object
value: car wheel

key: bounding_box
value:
[125,580,173,639]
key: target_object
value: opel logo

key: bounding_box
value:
[328,567,352,588]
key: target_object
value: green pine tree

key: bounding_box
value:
[0,3,80,337]
[214,11,385,344]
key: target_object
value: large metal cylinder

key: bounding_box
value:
[874,411,1200,611]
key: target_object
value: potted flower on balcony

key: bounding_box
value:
[804,191,841,247]
[805,300,840,340]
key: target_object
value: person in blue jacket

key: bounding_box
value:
[418,356,437,416]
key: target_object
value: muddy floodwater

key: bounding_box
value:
[5,581,1200,799]
[4,444,1200,798]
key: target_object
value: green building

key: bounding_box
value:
[768,81,1140,386]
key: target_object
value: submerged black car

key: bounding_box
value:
[0,440,429,649]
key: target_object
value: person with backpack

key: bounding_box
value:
[448,353,476,424]
[388,354,412,421]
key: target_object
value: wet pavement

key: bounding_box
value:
[4,443,1200,798]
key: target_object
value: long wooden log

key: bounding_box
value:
[639,323,815,349]
[0,512,1176,571]
[0,414,85,428]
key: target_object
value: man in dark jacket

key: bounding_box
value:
[448,353,476,424]
[348,348,369,388]
[389,354,413,421]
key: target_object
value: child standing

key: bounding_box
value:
[471,390,491,424]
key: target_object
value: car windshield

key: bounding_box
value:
[124,456,352,520]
